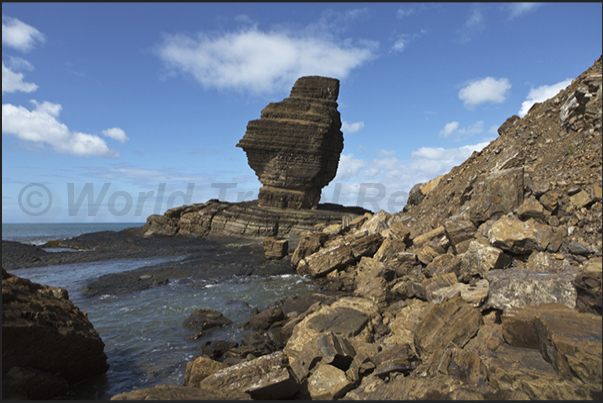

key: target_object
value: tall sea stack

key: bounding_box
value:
[237,76,344,209]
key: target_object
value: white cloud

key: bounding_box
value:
[2,100,118,157]
[518,78,572,117]
[2,14,46,52]
[342,121,364,134]
[440,121,459,137]
[2,61,37,93]
[155,27,377,95]
[102,127,129,143]
[440,120,484,138]
[458,77,511,109]
[506,3,542,19]
[333,154,366,181]
[488,124,499,134]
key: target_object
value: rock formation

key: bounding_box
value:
[2,269,109,399]
[236,76,344,209]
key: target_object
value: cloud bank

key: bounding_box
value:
[2,101,123,158]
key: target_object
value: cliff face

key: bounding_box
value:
[237,76,344,209]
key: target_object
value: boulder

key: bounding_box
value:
[111,384,252,400]
[501,303,602,387]
[182,308,232,333]
[518,196,548,220]
[263,236,288,260]
[412,225,446,252]
[421,343,488,386]
[243,307,284,331]
[289,332,356,383]
[236,76,343,209]
[570,189,593,209]
[488,215,546,254]
[2,271,108,399]
[381,299,429,349]
[573,257,602,315]
[413,294,483,358]
[407,182,426,206]
[371,343,420,378]
[484,268,579,310]
[459,240,508,281]
[183,356,229,388]
[291,231,328,268]
[487,343,588,400]
[199,351,298,400]
[443,219,477,251]
[307,364,354,400]
[421,273,458,302]
[424,253,461,278]
[469,167,524,224]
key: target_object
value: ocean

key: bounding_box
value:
[2,223,320,399]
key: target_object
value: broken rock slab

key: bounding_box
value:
[484,268,579,310]
[198,351,298,400]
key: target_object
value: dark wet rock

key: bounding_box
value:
[243,307,284,331]
[2,270,108,399]
[199,340,239,361]
[110,384,252,400]
[236,76,343,209]
[182,308,232,333]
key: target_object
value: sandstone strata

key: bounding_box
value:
[2,269,109,400]
[237,76,343,209]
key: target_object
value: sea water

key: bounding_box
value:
[3,223,320,399]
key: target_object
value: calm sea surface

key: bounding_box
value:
[3,223,319,399]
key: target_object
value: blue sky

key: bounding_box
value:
[2,2,602,223]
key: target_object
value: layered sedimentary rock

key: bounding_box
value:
[237,76,344,209]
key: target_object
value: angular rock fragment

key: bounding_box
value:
[459,240,507,281]
[263,236,288,260]
[307,364,354,400]
[111,385,252,400]
[183,356,229,387]
[469,167,524,224]
[199,351,298,400]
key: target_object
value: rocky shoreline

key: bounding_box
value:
[3,57,602,400]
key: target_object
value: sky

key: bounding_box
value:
[2,2,602,223]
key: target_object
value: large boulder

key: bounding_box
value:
[2,269,108,399]
[501,303,602,388]
[198,351,298,400]
[263,236,288,260]
[413,294,483,358]
[236,76,344,209]
[183,356,229,388]
[484,268,579,310]
[469,167,524,224]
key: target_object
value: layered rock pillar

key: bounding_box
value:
[237,76,344,209]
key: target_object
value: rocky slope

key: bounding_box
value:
[113,56,602,400]
[2,269,109,399]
